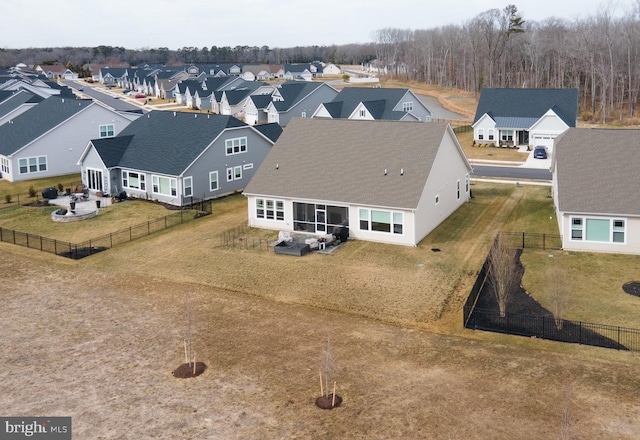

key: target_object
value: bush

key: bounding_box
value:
[57,183,64,192]
[5,194,12,204]
[28,186,37,198]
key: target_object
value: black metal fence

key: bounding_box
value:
[218,222,274,251]
[466,308,640,351]
[463,232,640,352]
[499,231,562,250]
[0,203,211,259]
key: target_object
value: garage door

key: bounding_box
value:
[532,136,554,150]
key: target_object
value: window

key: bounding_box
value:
[457,179,461,200]
[184,176,192,197]
[255,198,284,221]
[571,217,583,240]
[152,175,177,196]
[359,208,403,235]
[243,163,253,170]
[209,171,219,191]
[613,220,625,243]
[1,157,9,174]
[478,128,484,140]
[122,171,145,190]
[359,209,369,230]
[227,166,242,181]
[99,124,115,138]
[488,129,495,140]
[225,137,247,155]
[301,111,306,118]
[402,101,413,112]
[465,173,470,193]
[18,156,46,175]
[571,217,626,243]
[501,130,514,141]
[435,194,440,205]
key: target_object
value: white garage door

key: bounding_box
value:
[532,136,554,150]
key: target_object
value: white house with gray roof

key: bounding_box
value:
[312,87,432,122]
[0,96,137,182]
[77,111,282,206]
[472,88,578,152]
[552,128,640,255]
[244,118,472,246]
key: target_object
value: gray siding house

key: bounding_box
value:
[265,82,339,126]
[0,96,137,182]
[552,128,640,255]
[78,111,282,206]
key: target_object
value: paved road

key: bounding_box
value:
[471,165,552,181]
[62,80,145,113]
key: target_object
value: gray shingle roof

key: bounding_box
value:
[474,88,578,126]
[0,90,43,117]
[0,96,93,156]
[317,87,414,120]
[555,128,640,216]
[244,119,460,210]
[273,82,326,112]
[100,111,248,176]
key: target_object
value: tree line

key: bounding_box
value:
[1,2,637,122]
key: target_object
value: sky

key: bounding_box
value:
[0,0,626,50]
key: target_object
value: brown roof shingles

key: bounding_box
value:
[555,128,640,216]
[244,118,456,210]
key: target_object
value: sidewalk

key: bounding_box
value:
[469,146,552,170]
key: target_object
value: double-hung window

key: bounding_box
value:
[402,101,413,112]
[18,156,47,175]
[99,124,115,138]
[478,128,484,140]
[227,166,242,181]
[256,198,284,221]
[225,137,247,155]
[209,171,219,191]
[183,176,193,197]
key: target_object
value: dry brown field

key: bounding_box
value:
[2,184,640,439]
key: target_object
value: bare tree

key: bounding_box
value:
[548,267,570,330]
[487,235,519,318]
[560,372,574,439]
[184,293,195,368]
[320,334,335,400]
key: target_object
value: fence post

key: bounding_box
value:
[129,226,132,241]
[147,221,150,235]
[543,233,546,250]
[89,240,92,255]
[110,233,113,248]
[54,239,57,255]
[522,232,525,249]
[40,235,43,251]
[618,326,621,349]
[579,322,582,345]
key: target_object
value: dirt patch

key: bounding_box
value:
[172,362,207,378]
[622,282,640,297]
[315,394,342,410]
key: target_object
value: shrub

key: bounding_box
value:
[5,194,12,204]
[57,183,64,192]
[28,186,37,198]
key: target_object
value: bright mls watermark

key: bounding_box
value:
[0,417,71,439]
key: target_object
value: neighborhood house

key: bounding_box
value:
[472,88,578,154]
[78,111,281,206]
[552,128,640,255]
[244,118,472,246]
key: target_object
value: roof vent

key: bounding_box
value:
[400,168,404,176]
[384,169,387,176]
[194,114,197,118]
[173,111,176,117]
[276,164,279,170]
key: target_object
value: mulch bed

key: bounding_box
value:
[622,282,640,297]
[315,394,342,410]
[172,362,207,378]
[468,250,626,350]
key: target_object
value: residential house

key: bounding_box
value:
[322,63,341,75]
[312,87,432,122]
[265,81,339,126]
[552,128,640,254]
[244,119,472,246]
[77,111,282,206]
[99,67,130,85]
[0,96,138,182]
[472,88,578,152]
[0,90,44,126]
